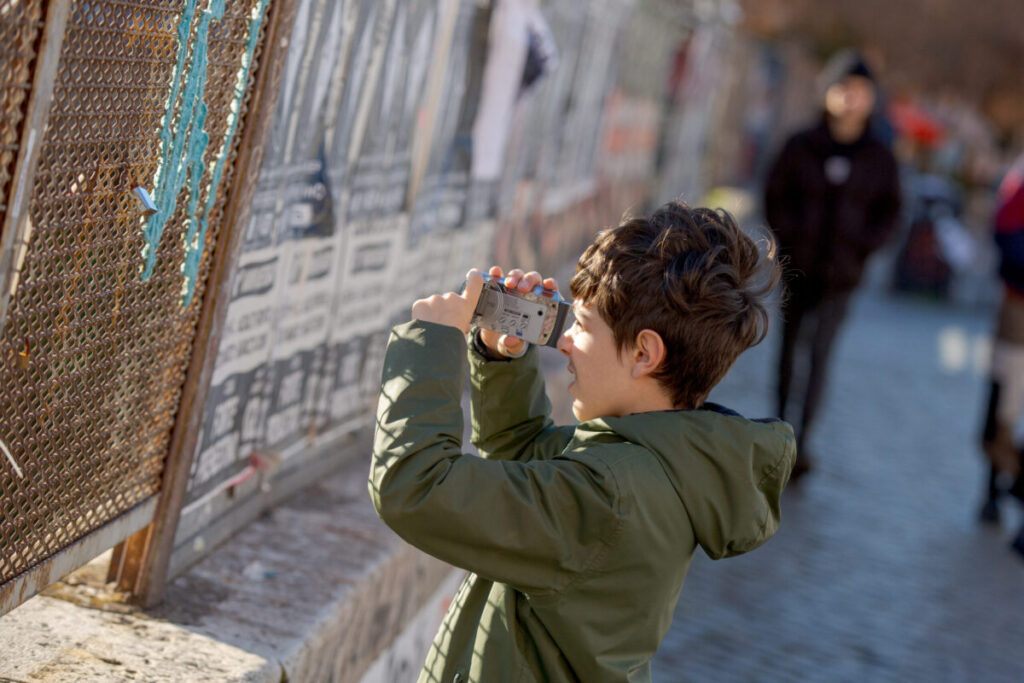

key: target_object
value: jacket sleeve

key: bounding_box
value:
[764,136,803,246]
[370,320,621,595]
[468,335,574,461]
[863,150,902,254]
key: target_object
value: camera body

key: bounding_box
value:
[469,275,571,348]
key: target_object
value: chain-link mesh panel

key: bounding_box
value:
[0,0,267,587]
[0,0,44,219]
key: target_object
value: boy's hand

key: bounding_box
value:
[479,266,560,358]
[411,269,485,334]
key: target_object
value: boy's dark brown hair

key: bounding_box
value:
[570,200,780,409]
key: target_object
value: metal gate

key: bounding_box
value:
[0,0,282,615]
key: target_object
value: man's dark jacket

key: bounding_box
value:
[764,116,901,292]
[994,159,1024,295]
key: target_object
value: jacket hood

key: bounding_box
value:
[583,403,796,559]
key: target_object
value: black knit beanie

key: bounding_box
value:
[818,49,875,95]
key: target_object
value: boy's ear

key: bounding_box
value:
[631,329,667,379]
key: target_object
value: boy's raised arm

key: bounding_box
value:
[462,265,573,461]
[468,339,574,461]
[370,320,619,595]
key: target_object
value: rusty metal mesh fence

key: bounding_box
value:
[0,0,267,587]
[0,0,44,219]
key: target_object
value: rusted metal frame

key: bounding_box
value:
[0,0,72,338]
[112,0,302,608]
[0,495,157,617]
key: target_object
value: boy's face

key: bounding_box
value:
[557,301,635,422]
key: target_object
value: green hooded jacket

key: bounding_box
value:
[371,321,796,682]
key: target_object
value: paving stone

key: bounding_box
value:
[650,290,1024,682]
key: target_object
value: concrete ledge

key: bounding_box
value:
[0,454,457,682]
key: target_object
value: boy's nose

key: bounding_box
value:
[556,329,571,356]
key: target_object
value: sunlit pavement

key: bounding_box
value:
[649,289,1024,682]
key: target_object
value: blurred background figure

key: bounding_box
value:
[764,50,902,478]
[978,153,1024,555]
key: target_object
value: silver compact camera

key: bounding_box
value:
[466,274,571,348]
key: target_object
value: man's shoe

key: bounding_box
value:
[1009,474,1024,503]
[1011,526,1024,558]
[978,498,1001,524]
[789,455,813,483]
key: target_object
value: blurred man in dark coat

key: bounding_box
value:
[765,51,901,478]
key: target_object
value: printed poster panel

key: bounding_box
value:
[189,0,364,500]
[311,0,445,441]
[407,0,486,246]
[655,23,727,205]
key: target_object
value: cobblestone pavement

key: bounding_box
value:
[648,290,1024,682]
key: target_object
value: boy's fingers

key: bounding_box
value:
[462,269,485,303]
[488,265,503,278]
[503,268,558,293]
[518,271,541,291]
[505,268,524,289]
[499,335,525,356]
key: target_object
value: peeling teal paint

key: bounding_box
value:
[141,0,204,283]
[182,0,271,305]
[141,0,271,306]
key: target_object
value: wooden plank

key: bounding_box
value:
[117,0,304,609]
[105,541,125,584]
[0,0,72,336]
[0,497,157,618]
[112,525,150,593]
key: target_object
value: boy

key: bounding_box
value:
[370,201,796,682]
